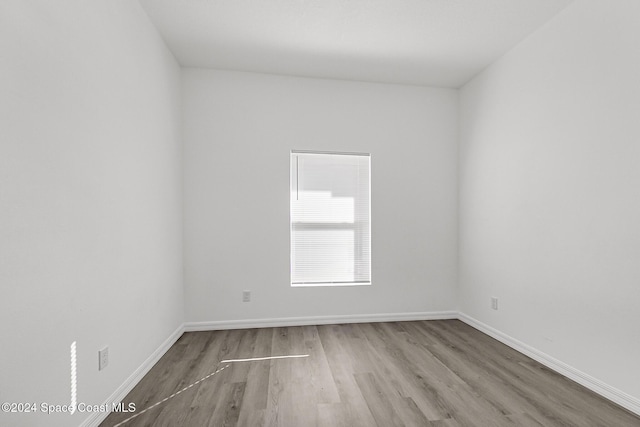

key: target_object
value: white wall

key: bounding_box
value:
[183,69,458,324]
[0,1,183,426]
[459,0,640,407]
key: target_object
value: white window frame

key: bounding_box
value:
[290,150,371,287]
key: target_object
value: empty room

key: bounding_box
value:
[1,0,639,426]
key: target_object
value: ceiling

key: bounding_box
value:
[139,0,572,88]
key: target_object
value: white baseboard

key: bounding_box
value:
[78,312,640,427]
[458,313,640,417]
[184,311,458,331]
[80,324,185,427]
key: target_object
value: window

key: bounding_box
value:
[290,150,371,286]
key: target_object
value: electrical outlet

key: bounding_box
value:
[98,347,109,371]
[242,290,251,302]
[491,297,498,310]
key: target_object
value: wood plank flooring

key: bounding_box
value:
[100,320,640,426]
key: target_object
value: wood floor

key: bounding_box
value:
[101,320,640,426]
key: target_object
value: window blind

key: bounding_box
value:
[290,151,371,286]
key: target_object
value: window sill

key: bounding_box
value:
[291,282,371,287]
